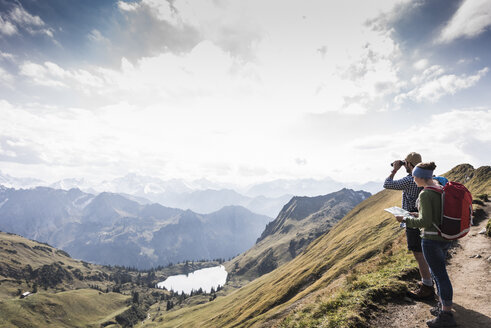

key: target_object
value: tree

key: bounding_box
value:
[132,291,140,304]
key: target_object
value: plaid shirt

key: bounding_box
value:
[384,174,422,212]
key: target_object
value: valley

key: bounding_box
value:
[0,164,489,327]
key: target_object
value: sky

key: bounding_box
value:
[0,0,490,187]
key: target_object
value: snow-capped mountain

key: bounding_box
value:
[0,170,45,189]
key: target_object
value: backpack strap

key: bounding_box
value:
[424,186,443,193]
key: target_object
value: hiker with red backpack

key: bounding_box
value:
[396,162,473,327]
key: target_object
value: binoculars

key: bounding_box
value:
[390,160,406,167]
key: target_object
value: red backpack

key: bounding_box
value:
[425,181,473,240]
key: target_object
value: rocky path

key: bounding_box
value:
[370,203,491,328]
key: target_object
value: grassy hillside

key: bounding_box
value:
[146,165,490,328]
[0,231,134,327]
[443,164,491,195]
[0,289,129,328]
[144,188,414,327]
[0,231,108,295]
[0,231,219,327]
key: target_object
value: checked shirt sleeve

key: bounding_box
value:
[383,175,413,191]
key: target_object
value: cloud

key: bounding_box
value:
[9,5,44,26]
[19,61,67,87]
[116,0,262,62]
[0,51,15,61]
[112,0,202,62]
[0,3,53,38]
[347,108,491,180]
[0,15,17,35]
[19,61,105,90]
[294,158,307,166]
[118,1,140,12]
[395,67,489,104]
[413,58,429,70]
[438,0,491,43]
[0,66,13,85]
[88,29,111,45]
[342,103,368,115]
[0,135,46,164]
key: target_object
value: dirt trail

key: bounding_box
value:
[370,203,491,328]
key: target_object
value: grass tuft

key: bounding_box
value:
[279,241,413,328]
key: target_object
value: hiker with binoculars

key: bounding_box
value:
[383,152,434,300]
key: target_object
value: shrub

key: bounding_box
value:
[56,249,71,258]
[31,263,72,288]
[476,194,489,202]
[115,305,147,327]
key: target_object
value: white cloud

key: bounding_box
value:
[438,0,491,43]
[3,0,489,186]
[118,1,140,12]
[19,61,106,90]
[342,103,368,115]
[0,15,17,35]
[0,4,53,38]
[20,61,66,88]
[413,58,429,70]
[344,108,491,181]
[0,67,14,85]
[88,29,110,45]
[410,65,445,85]
[396,67,489,104]
[9,6,44,26]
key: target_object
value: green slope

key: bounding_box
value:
[145,188,410,327]
[443,164,491,195]
[147,164,490,328]
[0,289,129,328]
[0,232,133,327]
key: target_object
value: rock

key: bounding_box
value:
[403,296,414,303]
[487,256,491,262]
[478,228,486,234]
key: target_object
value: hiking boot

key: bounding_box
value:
[408,283,434,300]
[430,302,441,316]
[426,311,457,327]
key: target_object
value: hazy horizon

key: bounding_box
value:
[1,0,490,187]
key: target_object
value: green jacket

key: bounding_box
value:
[405,188,448,242]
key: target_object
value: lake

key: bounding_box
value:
[156,265,228,295]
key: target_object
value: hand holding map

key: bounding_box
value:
[384,206,416,228]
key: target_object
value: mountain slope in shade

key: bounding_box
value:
[225,188,370,279]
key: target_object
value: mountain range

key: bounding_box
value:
[0,186,272,269]
[0,164,488,328]
[0,171,381,217]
